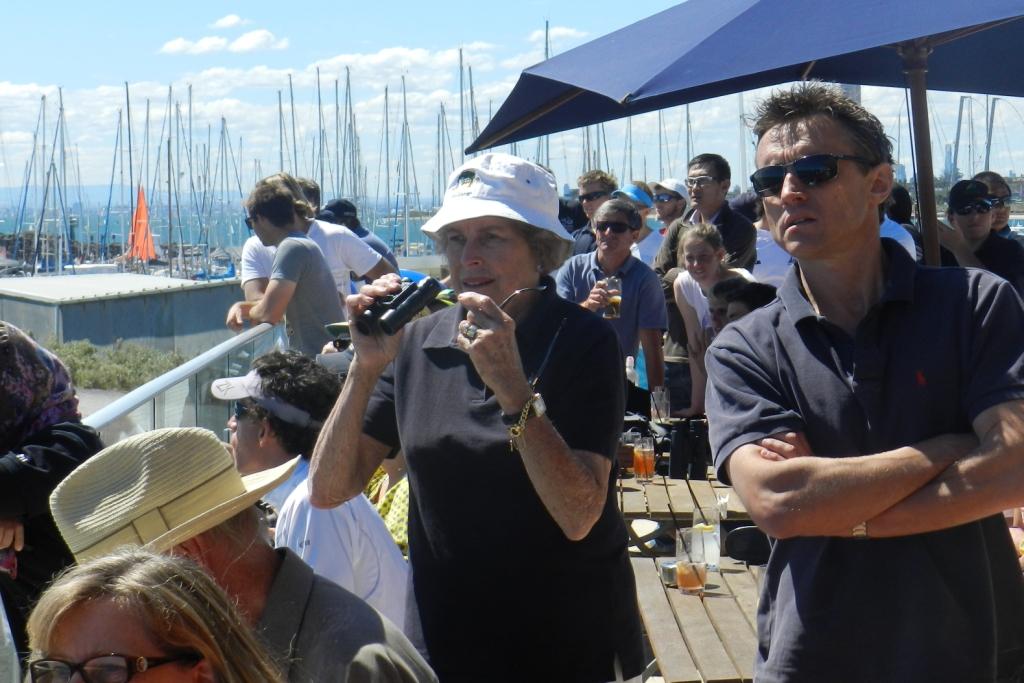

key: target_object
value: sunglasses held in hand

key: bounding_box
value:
[751,153,876,197]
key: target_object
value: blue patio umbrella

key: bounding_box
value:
[468,0,1024,264]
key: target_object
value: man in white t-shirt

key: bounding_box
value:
[211,350,410,632]
[240,178,396,309]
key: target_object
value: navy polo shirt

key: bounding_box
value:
[705,239,1024,681]
[569,222,597,256]
[555,251,667,358]
[362,277,643,682]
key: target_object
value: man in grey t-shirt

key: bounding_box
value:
[227,173,344,355]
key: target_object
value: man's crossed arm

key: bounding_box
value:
[726,399,1024,539]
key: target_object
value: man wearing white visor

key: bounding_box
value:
[211,350,410,633]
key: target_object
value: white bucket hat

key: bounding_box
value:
[50,427,298,562]
[422,153,571,242]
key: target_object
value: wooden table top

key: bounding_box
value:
[631,554,762,683]
[619,470,750,525]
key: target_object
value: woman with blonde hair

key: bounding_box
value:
[673,222,754,416]
[26,547,283,683]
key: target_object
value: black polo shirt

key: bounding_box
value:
[975,230,1024,296]
[705,240,1024,682]
[364,277,643,682]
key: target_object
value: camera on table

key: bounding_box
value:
[355,276,443,336]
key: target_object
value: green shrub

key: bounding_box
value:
[47,338,188,391]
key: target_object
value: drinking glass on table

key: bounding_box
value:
[603,276,622,319]
[620,432,638,476]
[696,506,720,572]
[676,528,707,595]
[650,386,669,423]
[633,436,655,483]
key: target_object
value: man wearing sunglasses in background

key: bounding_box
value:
[557,198,666,390]
[938,179,1024,296]
[686,153,757,270]
[212,350,411,633]
[704,82,1024,682]
[569,169,617,256]
[653,156,757,278]
[648,178,693,415]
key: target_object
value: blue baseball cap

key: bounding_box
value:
[611,184,655,209]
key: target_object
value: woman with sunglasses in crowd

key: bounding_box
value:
[940,179,1024,296]
[974,171,1019,244]
[26,548,284,683]
[672,222,755,417]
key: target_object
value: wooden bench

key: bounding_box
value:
[631,555,762,683]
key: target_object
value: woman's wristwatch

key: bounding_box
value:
[504,393,546,451]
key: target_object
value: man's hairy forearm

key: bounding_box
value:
[868,407,1024,536]
[732,432,974,538]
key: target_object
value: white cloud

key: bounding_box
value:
[229,30,288,53]
[211,14,246,29]
[159,36,228,55]
[159,38,192,55]
[160,30,285,56]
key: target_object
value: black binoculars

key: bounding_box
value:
[355,276,443,336]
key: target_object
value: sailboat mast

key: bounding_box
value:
[168,136,175,276]
[459,48,464,164]
[316,67,325,192]
[685,104,692,165]
[544,20,550,167]
[278,91,285,172]
[125,82,136,261]
[984,97,999,172]
[334,78,341,198]
[401,76,410,258]
[737,93,747,191]
[384,86,390,241]
[288,74,298,176]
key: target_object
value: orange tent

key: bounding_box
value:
[126,185,156,261]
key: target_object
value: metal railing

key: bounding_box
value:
[85,323,280,444]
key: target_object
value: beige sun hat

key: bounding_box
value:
[50,427,298,562]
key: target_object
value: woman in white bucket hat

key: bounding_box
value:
[309,153,644,682]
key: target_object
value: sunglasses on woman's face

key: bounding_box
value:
[953,202,992,216]
[579,190,609,203]
[988,195,1011,208]
[750,153,876,197]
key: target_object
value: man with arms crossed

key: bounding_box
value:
[705,83,1024,681]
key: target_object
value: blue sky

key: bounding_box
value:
[1,1,1021,208]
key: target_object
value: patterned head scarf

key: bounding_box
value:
[0,322,80,452]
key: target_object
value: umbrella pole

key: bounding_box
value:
[901,44,940,266]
